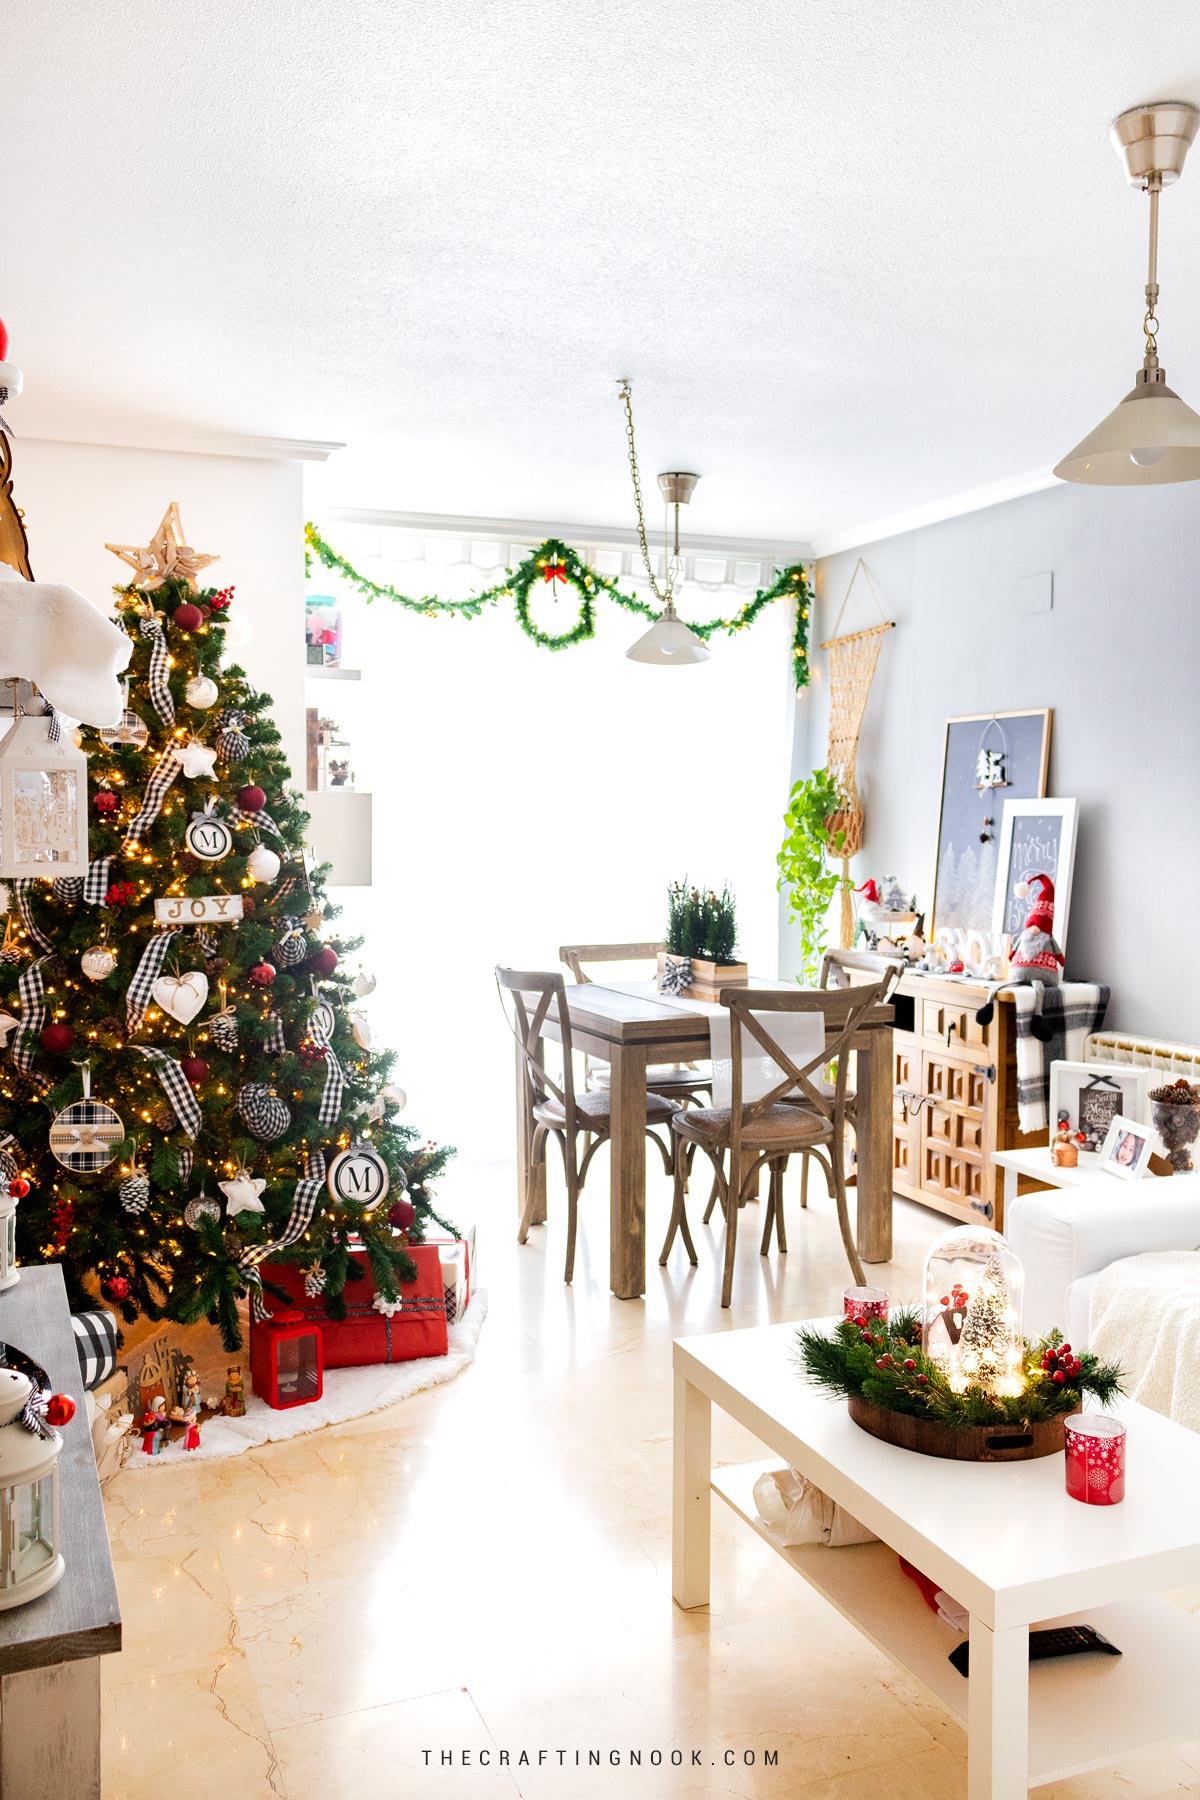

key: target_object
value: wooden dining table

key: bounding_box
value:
[515,977,895,1300]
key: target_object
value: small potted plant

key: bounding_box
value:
[658,882,748,1003]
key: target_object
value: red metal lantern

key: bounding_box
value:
[250,1310,323,1410]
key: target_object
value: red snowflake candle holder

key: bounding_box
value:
[250,1311,323,1410]
[843,1286,889,1327]
[1064,1413,1126,1506]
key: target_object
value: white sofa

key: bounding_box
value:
[1007,1174,1200,1348]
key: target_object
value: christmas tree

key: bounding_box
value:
[0,509,452,1347]
[949,1249,1022,1397]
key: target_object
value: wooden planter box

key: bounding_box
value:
[658,952,749,1005]
[847,1393,1067,1462]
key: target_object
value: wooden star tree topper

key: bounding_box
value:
[106,502,219,593]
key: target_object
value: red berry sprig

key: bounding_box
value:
[1040,1342,1082,1386]
[105,881,137,908]
[209,586,234,612]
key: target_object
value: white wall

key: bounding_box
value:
[791,481,1200,1040]
[10,437,306,775]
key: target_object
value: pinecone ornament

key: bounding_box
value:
[205,955,230,978]
[210,1010,238,1052]
[119,1170,151,1214]
[152,1105,175,1132]
[303,1262,328,1299]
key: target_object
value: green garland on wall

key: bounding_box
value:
[304,523,815,688]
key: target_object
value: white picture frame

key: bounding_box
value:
[1098,1114,1155,1181]
[991,798,1079,955]
[1048,1059,1154,1155]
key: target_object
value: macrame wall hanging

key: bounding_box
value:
[821,559,895,947]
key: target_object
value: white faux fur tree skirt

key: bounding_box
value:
[121,1291,487,1466]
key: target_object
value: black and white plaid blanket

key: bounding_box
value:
[1013,981,1110,1132]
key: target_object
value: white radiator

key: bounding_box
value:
[1085,1032,1200,1084]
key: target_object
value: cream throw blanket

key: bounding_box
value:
[1089,1251,1200,1433]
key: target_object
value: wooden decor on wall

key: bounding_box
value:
[0,434,34,580]
[821,560,894,947]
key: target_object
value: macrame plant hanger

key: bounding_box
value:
[821,559,895,948]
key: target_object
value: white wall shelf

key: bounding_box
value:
[304,666,362,682]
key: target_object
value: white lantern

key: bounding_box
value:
[0,709,89,879]
[923,1225,1026,1398]
[0,1367,67,1609]
[0,1186,17,1292]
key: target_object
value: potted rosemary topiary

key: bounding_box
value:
[658,881,748,1002]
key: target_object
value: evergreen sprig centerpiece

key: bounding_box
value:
[796,1312,1122,1463]
[0,520,454,1348]
[660,881,747,1003]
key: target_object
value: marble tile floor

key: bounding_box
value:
[100,1160,1200,1799]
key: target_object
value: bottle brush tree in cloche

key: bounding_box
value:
[0,508,453,1347]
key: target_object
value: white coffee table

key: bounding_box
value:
[673,1319,1200,1798]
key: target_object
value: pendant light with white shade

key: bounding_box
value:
[1056,100,1200,486]
[618,383,709,664]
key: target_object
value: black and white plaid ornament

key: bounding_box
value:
[303,1262,328,1299]
[119,1169,151,1214]
[50,1070,124,1174]
[237,1082,291,1142]
[273,917,308,968]
[215,709,250,763]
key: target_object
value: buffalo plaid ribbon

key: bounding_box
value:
[42,702,61,744]
[53,855,115,907]
[13,881,54,953]
[307,1001,344,1127]
[230,803,281,839]
[138,614,175,726]
[239,1149,327,1319]
[126,929,184,1033]
[177,1147,194,1185]
[124,744,182,846]
[136,1046,201,1138]
[215,709,249,762]
[1012,981,1110,1133]
[659,954,693,996]
[11,954,53,1073]
[263,1012,286,1055]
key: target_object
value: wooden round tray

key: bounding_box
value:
[847,1394,1066,1462]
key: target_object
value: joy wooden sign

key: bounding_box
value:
[154,893,245,925]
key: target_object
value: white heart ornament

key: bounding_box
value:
[152,970,209,1024]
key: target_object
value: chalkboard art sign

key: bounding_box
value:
[991,797,1079,954]
[931,710,1051,935]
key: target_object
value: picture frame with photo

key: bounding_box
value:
[1098,1114,1155,1181]
[1048,1060,1153,1155]
[992,797,1078,954]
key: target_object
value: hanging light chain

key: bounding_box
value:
[1143,174,1162,364]
[618,382,671,607]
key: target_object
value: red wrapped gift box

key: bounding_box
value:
[260,1245,448,1367]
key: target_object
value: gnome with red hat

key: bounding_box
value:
[974,871,1065,1035]
[1008,872,1065,985]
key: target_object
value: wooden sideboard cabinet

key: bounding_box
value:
[882,972,1046,1231]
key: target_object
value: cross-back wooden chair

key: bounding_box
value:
[659,979,894,1307]
[559,941,712,1106]
[497,966,680,1283]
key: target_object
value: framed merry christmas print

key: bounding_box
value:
[930,709,1051,937]
[990,797,1078,953]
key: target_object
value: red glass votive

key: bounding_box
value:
[843,1286,889,1327]
[1065,1414,1126,1506]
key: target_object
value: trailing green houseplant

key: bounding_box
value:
[777,766,847,983]
[665,881,738,963]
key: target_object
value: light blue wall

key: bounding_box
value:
[784,481,1200,1039]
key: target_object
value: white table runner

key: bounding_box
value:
[614,980,825,1108]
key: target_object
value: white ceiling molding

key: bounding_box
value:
[325,505,813,567]
[810,466,1059,559]
[19,421,343,464]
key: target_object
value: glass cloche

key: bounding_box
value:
[923,1225,1025,1398]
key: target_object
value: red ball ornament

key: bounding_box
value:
[903,1358,916,1370]
[1052,1370,1066,1384]
[173,602,203,632]
[93,789,119,815]
[8,1178,29,1199]
[181,1055,209,1086]
[388,1196,417,1232]
[310,946,338,977]
[917,1373,929,1385]
[101,1275,131,1303]
[40,1022,74,1055]
[237,784,266,813]
[248,961,276,987]
[44,1393,76,1428]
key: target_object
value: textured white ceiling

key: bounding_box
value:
[7,1,1200,547]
